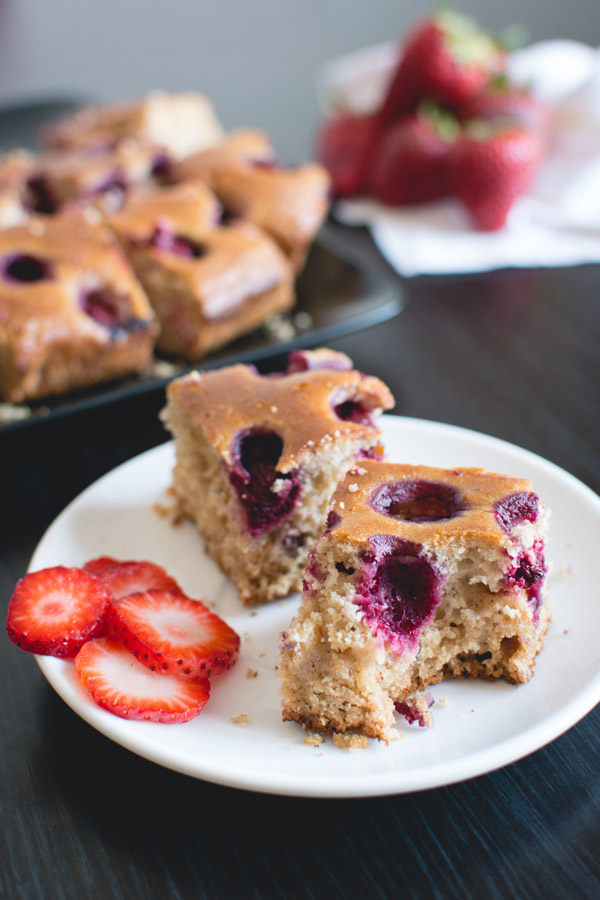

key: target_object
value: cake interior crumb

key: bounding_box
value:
[333,733,369,751]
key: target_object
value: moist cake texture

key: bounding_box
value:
[279,460,551,742]
[0,216,157,402]
[160,350,394,604]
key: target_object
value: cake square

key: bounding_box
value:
[279,460,551,742]
[42,91,224,160]
[160,351,395,604]
[118,215,294,360]
[0,216,158,402]
[175,129,276,189]
[24,141,166,217]
[211,161,331,272]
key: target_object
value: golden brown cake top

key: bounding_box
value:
[0,216,155,339]
[166,359,394,472]
[327,459,540,548]
[108,181,220,243]
[175,130,275,187]
[212,162,331,253]
[42,92,224,159]
[134,221,293,320]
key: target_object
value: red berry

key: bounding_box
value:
[7,566,110,658]
[367,112,454,206]
[315,113,380,197]
[378,11,505,123]
[460,79,549,137]
[83,556,182,600]
[75,637,211,723]
[108,589,240,680]
[448,123,542,230]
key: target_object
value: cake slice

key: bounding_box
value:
[160,351,394,604]
[279,460,551,742]
[0,216,157,402]
[42,91,224,160]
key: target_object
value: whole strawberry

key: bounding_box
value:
[459,77,549,138]
[378,10,505,123]
[367,107,456,206]
[448,122,543,230]
[315,112,380,197]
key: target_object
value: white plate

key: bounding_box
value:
[30,416,600,798]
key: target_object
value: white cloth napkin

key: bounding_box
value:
[318,39,600,276]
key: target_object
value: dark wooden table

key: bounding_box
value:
[1,225,599,900]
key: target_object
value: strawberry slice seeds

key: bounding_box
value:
[109,589,240,680]
[84,556,183,599]
[7,566,110,658]
[75,637,211,723]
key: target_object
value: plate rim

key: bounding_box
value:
[30,414,600,798]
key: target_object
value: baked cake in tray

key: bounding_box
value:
[211,161,331,272]
[117,212,294,360]
[279,460,551,742]
[160,350,395,604]
[42,91,224,160]
[0,216,158,402]
[175,129,276,189]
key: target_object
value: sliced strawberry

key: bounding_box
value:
[447,122,542,230]
[75,637,210,723]
[84,556,182,600]
[7,566,110,657]
[378,11,505,123]
[315,112,380,197]
[108,589,240,680]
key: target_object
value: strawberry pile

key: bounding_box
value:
[6,557,240,723]
[317,10,548,231]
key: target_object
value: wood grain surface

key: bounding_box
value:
[1,224,598,900]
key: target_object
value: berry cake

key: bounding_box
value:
[0,216,158,402]
[160,350,395,604]
[24,141,166,217]
[117,211,294,359]
[42,91,224,160]
[210,161,331,272]
[175,129,276,189]
[279,460,550,742]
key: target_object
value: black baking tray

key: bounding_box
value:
[0,99,403,434]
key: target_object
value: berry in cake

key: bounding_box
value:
[42,91,224,160]
[0,216,158,402]
[279,460,550,742]
[23,141,167,217]
[160,351,395,605]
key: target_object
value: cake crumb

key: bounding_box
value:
[152,359,182,379]
[0,402,31,423]
[388,728,404,742]
[231,714,250,727]
[249,610,258,617]
[333,733,369,751]
[152,501,184,526]
[259,652,267,658]
[303,732,325,747]
[246,668,258,679]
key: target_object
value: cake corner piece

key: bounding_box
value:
[278,459,551,743]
